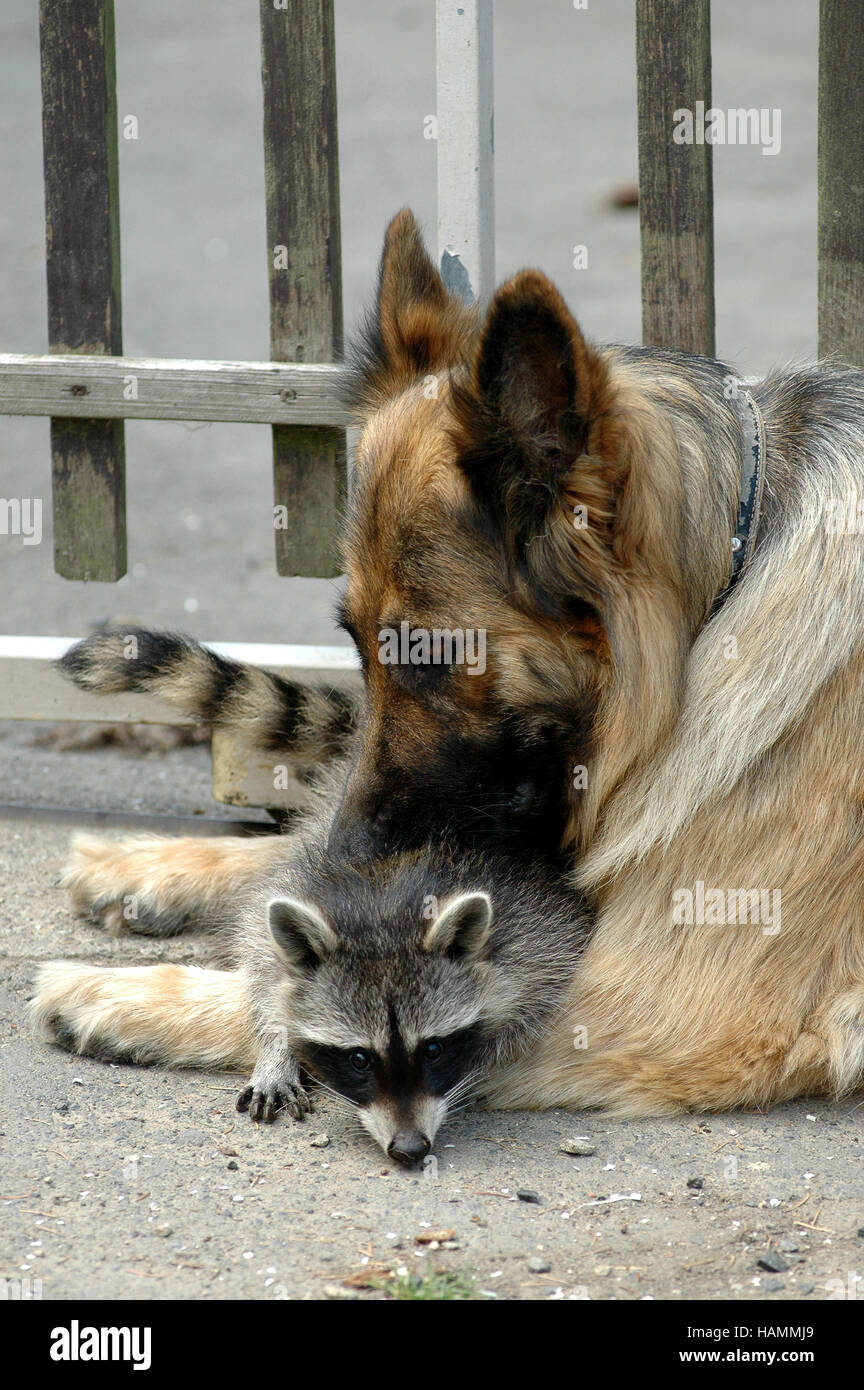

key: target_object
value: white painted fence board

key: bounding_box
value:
[0,636,359,724]
[435,0,495,303]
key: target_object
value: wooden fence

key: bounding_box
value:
[0,0,493,811]
[0,0,861,811]
[636,0,864,363]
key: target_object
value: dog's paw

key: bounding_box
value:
[236,1079,313,1124]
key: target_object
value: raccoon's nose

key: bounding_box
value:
[387,1131,431,1167]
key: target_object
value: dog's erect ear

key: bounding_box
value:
[422,892,493,962]
[453,271,615,554]
[350,209,475,407]
[268,898,341,973]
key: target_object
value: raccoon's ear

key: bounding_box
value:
[422,892,493,961]
[352,209,474,406]
[268,898,340,973]
[453,270,614,549]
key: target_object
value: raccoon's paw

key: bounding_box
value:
[236,1076,312,1124]
[62,834,197,938]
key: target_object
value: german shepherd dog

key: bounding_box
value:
[32,210,864,1120]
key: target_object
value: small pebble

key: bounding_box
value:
[153,1223,173,1237]
[607,183,639,209]
[414,1228,455,1245]
[528,1256,551,1273]
[322,1284,359,1300]
[560,1139,596,1156]
[310,1134,330,1149]
[757,1253,789,1273]
[686,1177,704,1190]
[517,1190,542,1205]
[226,1160,238,1171]
[797,1283,814,1295]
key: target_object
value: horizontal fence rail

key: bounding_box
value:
[0,355,350,426]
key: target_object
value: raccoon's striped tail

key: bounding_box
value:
[58,628,360,758]
[30,961,257,1071]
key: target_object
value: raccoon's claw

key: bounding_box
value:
[236,1082,313,1124]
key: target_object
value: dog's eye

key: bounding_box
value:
[423,1039,443,1061]
[350,1049,371,1072]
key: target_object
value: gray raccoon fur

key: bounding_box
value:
[233,820,589,1162]
[35,781,588,1163]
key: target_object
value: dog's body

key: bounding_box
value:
[32,210,864,1121]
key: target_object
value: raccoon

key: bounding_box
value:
[32,827,589,1166]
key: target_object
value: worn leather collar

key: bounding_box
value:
[710,387,767,616]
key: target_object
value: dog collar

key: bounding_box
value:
[711,387,766,614]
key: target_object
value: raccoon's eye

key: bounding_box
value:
[350,1049,371,1072]
[423,1039,443,1061]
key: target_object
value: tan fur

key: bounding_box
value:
[31,961,256,1070]
[63,832,294,931]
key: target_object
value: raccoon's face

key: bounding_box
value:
[268,890,500,1166]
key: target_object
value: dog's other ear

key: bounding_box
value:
[453,271,616,558]
[350,209,476,408]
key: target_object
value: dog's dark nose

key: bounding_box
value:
[327,796,397,863]
[387,1131,431,1167]
[327,815,379,863]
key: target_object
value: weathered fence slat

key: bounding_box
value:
[39,0,126,581]
[0,354,349,426]
[260,0,345,578]
[818,0,864,365]
[636,0,715,356]
[435,0,495,303]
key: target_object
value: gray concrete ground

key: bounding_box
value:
[2,0,856,1304]
[3,810,864,1303]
